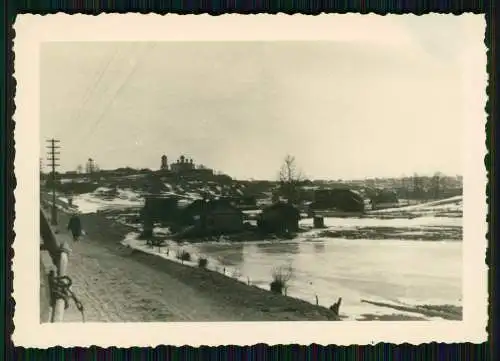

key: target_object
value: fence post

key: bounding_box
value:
[51,248,69,322]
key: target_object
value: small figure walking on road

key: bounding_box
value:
[67,212,83,242]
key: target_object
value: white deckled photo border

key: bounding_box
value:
[12,13,488,347]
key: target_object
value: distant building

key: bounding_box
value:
[140,196,180,237]
[258,202,300,234]
[170,155,196,173]
[160,155,168,170]
[178,199,244,235]
[180,168,215,180]
[310,188,365,213]
[370,189,399,210]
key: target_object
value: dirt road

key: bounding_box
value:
[41,209,338,322]
[52,230,241,322]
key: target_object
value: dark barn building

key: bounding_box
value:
[178,199,245,235]
[309,188,365,213]
[370,189,399,210]
[216,195,257,210]
[258,202,301,234]
[141,196,180,222]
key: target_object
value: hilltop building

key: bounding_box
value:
[155,153,218,180]
[168,155,216,180]
[171,155,196,173]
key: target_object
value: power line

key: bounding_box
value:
[71,46,122,127]
[80,43,156,147]
[54,46,122,143]
[62,45,134,165]
[72,44,140,149]
[61,46,123,145]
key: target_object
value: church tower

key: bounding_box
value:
[161,155,168,170]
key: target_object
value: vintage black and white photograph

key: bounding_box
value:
[13,14,487,346]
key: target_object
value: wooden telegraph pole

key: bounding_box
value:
[46,139,60,225]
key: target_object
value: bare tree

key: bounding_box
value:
[76,164,83,174]
[278,154,304,204]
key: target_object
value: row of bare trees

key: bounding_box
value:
[277,155,453,204]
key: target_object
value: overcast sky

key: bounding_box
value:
[40,15,485,180]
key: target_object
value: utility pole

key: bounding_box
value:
[39,157,44,188]
[46,139,60,225]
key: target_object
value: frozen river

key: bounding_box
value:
[124,232,462,320]
[184,237,461,319]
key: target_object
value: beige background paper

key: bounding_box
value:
[13,14,487,347]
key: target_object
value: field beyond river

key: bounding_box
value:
[44,184,463,321]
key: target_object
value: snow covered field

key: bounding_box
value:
[63,187,143,213]
[366,196,463,218]
[61,183,241,214]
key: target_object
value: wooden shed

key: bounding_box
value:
[370,189,399,210]
[140,196,180,238]
[310,188,365,213]
[141,196,180,223]
[258,202,300,234]
[178,199,245,235]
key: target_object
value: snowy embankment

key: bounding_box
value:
[366,196,463,218]
[120,233,319,315]
[121,232,251,284]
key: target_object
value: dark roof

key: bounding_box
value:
[315,188,364,203]
[183,199,242,214]
[371,189,398,203]
[145,194,180,199]
[262,202,300,215]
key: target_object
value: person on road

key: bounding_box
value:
[67,212,83,242]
